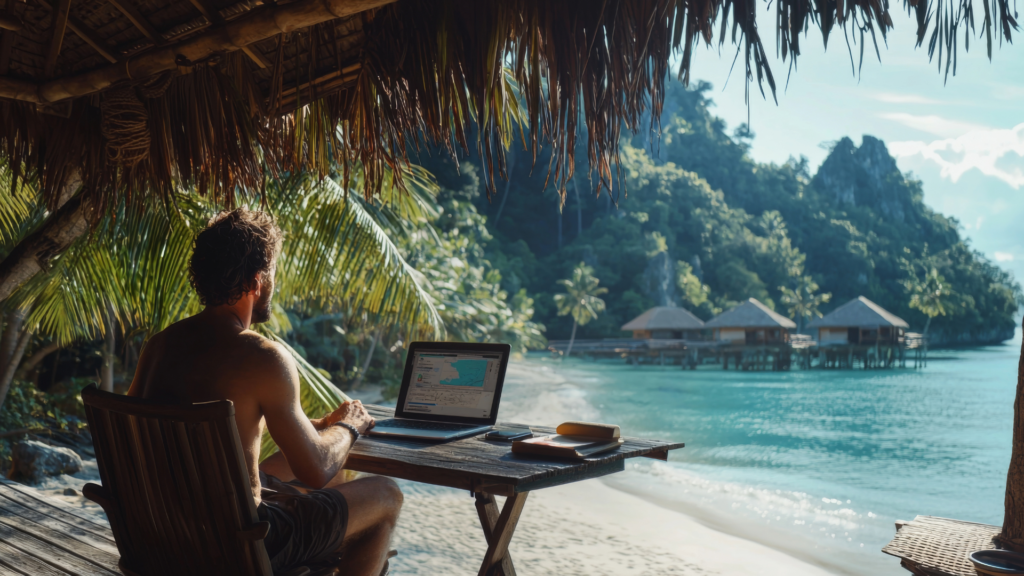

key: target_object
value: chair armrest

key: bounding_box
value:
[238,520,271,541]
[82,483,117,516]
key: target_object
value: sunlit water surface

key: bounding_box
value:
[511,329,1020,575]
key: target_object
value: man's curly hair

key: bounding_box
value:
[188,209,283,307]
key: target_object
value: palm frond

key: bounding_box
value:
[271,174,444,340]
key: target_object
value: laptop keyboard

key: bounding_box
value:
[375,419,479,432]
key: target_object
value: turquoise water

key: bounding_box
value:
[520,329,1021,575]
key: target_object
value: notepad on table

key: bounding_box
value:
[511,421,624,459]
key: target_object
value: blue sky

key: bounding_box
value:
[682,12,1024,284]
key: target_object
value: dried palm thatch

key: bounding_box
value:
[0,0,1016,211]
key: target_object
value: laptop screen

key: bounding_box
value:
[396,344,509,423]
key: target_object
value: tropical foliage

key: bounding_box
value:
[0,164,446,410]
[416,81,1020,344]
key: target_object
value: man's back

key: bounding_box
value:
[129,313,291,501]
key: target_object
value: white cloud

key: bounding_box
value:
[888,123,1024,189]
[879,113,990,138]
[871,92,942,105]
[995,252,1015,262]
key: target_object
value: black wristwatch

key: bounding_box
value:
[331,421,360,442]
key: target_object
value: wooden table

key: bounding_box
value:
[348,405,686,576]
[882,515,1003,576]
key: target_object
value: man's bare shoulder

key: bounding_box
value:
[235,330,298,379]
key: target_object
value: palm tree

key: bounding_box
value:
[905,267,956,338]
[553,263,607,358]
[779,277,831,333]
[0,164,444,433]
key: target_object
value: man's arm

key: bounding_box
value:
[258,342,371,489]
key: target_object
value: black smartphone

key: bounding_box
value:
[485,429,533,441]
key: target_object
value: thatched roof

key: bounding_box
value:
[0,0,1016,209]
[807,296,909,329]
[621,306,704,331]
[704,298,796,329]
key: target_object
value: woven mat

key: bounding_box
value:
[882,515,1001,576]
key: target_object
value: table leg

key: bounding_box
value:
[474,491,529,576]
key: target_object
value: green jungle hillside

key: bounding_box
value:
[418,82,1022,346]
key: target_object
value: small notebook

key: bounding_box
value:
[511,421,624,459]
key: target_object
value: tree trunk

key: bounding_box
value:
[0,308,27,369]
[999,319,1024,552]
[922,316,932,368]
[100,308,116,392]
[351,327,381,388]
[0,173,87,304]
[565,320,577,358]
[15,340,60,379]
[493,148,516,225]
[572,176,582,237]
[0,323,33,412]
[556,202,563,249]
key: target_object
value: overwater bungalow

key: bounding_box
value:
[704,298,796,345]
[807,296,920,369]
[808,296,909,346]
[621,306,705,340]
[703,298,797,370]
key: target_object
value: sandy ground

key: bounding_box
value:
[23,360,837,575]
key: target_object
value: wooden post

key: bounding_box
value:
[999,320,1024,552]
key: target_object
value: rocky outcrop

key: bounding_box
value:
[815,136,909,223]
[11,439,83,484]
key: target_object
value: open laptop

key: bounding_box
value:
[368,341,511,441]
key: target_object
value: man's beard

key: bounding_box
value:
[252,280,273,324]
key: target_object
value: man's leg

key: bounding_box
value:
[332,476,403,576]
[259,454,402,576]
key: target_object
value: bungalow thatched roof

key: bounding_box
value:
[621,306,704,332]
[0,0,1016,210]
[807,296,909,329]
[704,298,796,330]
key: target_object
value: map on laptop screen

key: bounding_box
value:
[403,350,503,419]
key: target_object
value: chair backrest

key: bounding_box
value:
[81,385,273,576]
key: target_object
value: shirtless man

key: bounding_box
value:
[128,209,401,576]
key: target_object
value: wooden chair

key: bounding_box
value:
[80,385,336,576]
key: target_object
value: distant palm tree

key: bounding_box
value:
[779,277,831,333]
[905,267,956,338]
[554,263,607,358]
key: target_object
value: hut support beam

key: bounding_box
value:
[0,0,395,104]
[43,0,72,78]
[188,0,269,68]
[0,172,88,304]
[38,0,118,63]
[0,0,14,74]
[107,0,162,44]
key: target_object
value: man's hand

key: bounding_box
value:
[321,399,376,434]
